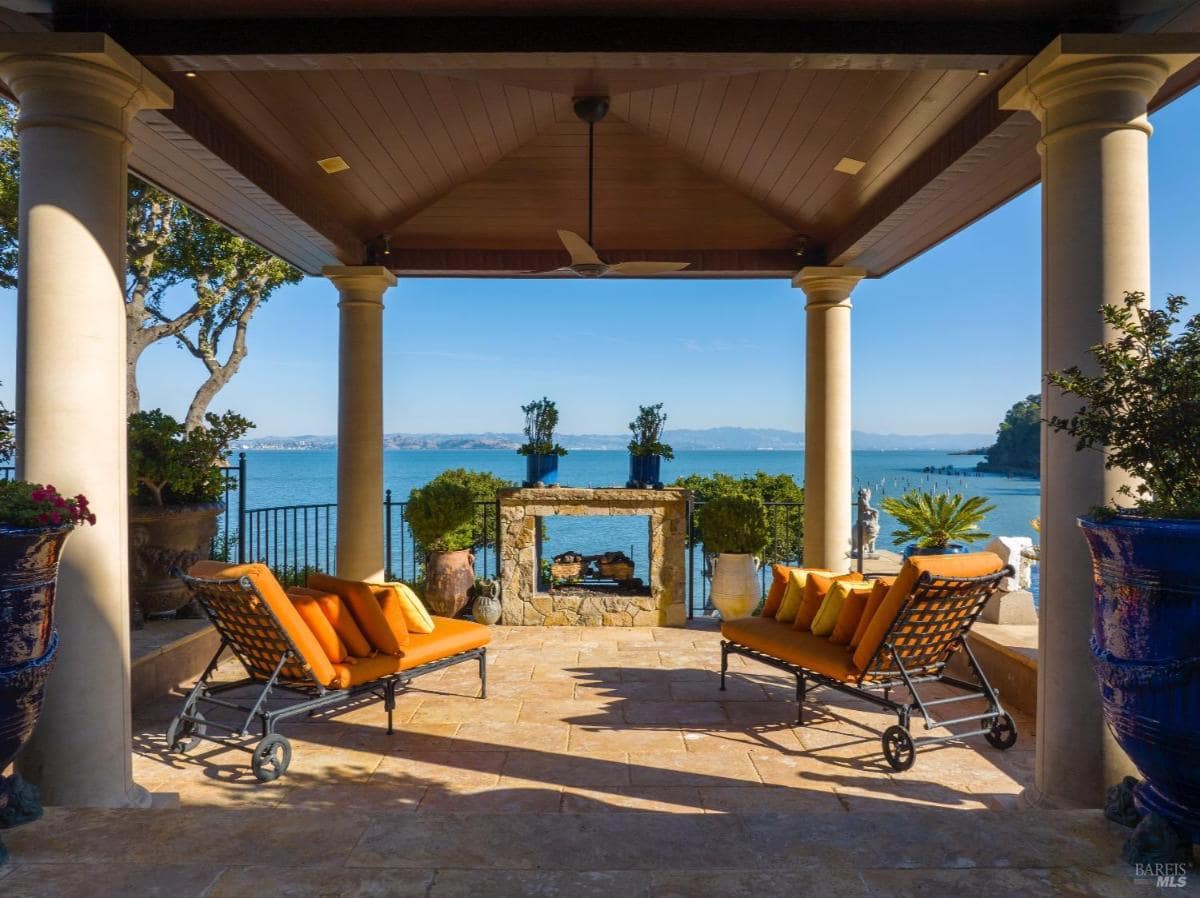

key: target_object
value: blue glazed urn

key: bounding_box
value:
[1079,515,1200,842]
[524,453,559,488]
[0,524,69,863]
[901,543,968,560]
[627,454,662,489]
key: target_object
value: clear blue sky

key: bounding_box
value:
[2,87,1199,438]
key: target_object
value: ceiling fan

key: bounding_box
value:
[536,97,690,278]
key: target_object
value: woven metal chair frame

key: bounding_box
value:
[168,571,487,781]
[720,566,1016,768]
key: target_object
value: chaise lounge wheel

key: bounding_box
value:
[251,734,292,783]
[882,725,916,771]
[985,713,1018,750]
[166,711,206,754]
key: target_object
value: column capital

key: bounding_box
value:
[323,265,397,304]
[0,33,172,141]
[792,266,867,309]
[999,34,1198,137]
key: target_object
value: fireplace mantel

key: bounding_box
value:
[497,487,689,626]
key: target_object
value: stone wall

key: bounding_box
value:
[498,487,689,627]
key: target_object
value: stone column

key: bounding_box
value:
[1000,35,1198,808]
[0,35,171,807]
[793,267,866,572]
[324,266,395,581]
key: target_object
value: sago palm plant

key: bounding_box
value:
[881,489,995,550]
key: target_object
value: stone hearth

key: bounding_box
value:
[498,487,689,626]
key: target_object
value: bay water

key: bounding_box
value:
[235,449,1040,601]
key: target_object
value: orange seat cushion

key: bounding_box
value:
[307,572,404,655]
[852,552,1004,672]
[795,571,863,631]
[762,564,797,619]
[330,653,403,688]
[829,587,871,645]
[369,585,411,648]
[288,586,373,658]
[287,588,349,663]
[188,561,338,688]
[721,617,860,682]
[398,616,491,670]
[850,577,895,650]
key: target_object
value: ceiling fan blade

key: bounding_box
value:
[520,266,575,276]
[606,261,691,276]
[556,229,602,266]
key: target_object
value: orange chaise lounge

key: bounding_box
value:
[719,551,1018,771]
[167,561,490,782]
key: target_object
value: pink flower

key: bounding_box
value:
[86,513,97,525]
[49,512,61,525]
[35,514,49,525]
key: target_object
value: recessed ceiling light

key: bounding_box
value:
[834,157,866,175]
[976,69,989,77]
[317,156,350,174]
[185,71,198,78]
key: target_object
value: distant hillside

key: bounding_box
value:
[235,427,992,452]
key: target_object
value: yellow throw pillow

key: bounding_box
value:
[370,580,436,634]
[811,581,873,637]
[774,569,833,623]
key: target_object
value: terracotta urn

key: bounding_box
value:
[425,549,475,617]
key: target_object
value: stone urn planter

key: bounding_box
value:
[0,524,70,864]
[709,553,759,620]
[472,579,502,625]
[1080,515,1200,856]
[129,502,222,624]
[425,549,475,618]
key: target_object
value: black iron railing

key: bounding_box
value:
[233,493,501,586]
[686,500,806,618]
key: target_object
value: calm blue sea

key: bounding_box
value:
[235,449,1039,600]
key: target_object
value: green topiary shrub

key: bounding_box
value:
[696,494,769,556]
[517,397,568,457]
[405,479,477,553]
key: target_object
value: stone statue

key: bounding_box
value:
[853,488,880,558]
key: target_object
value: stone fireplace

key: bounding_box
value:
[498,487,689,626]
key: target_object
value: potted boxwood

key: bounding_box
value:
[1047,291,1200,860]
[627,403,673,488]
[517,397,567,487]
[128,409,250,625]
[405,476,477,617]
[697,494,768,620]
[0,390,96,861]
[880,489,994,558]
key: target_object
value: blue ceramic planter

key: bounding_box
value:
[901,543,968,560]
[0,524,69,863]
[627,454,662,488]
[523,453,559,487]
[1079,515,1200,841]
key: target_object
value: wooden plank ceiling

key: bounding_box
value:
[18,0,1200,277]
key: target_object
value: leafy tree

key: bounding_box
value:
[0,101,303,430]
[978,394,1041,476]
[1047,292,1200,518]
[0,383,13,465]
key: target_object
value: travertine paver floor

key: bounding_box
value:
[1,624,1160,896]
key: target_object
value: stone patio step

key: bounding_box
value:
[0,805,1146,897]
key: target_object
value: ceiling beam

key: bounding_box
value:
[383,248,801,278]
[68,15,1122,58]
